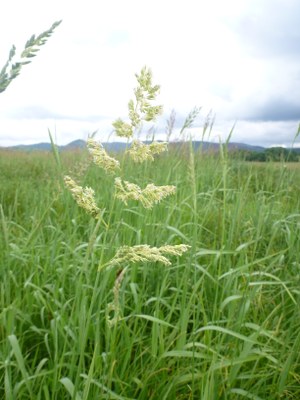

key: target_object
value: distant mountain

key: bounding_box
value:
[63,139,87,150]
[1,139,268,153]
[1,139,86,152]
[6,142,54,151]
[227,142,266,153]
[185,141,266,153]
[3,139,298,154]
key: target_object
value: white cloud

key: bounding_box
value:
[0,0,299,147]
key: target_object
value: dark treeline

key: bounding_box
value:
[234,147,300,162]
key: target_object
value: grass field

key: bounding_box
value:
[1,145,300,399]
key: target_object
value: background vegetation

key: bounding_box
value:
[1,146,300,399]
[239,147,300,162]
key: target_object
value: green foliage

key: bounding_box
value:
[235,147,300,162]
[265,146,299,161]
[0,20,61,93]
[1,149,300,399]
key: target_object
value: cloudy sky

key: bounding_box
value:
[0,0,299,147]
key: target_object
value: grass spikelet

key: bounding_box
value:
[149,141,168,155]
[114,177,176,208]
[159,244,191,256]
[127,139,168,163]
[87,138,120,173]
[107,244,190,268]
[64,175,100,218]
[112,118,134,138]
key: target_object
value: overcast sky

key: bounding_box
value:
[0,0,299,147]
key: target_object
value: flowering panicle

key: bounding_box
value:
[64,175,100,218]
[132,67,163,123]
[127,140,168,163]
[114,177,176,209]
[87,138,120,173]
[159,245,191,256]
[112,118,133,139]
[106,244,191,268]
[113,67,162,139]
[149,141,168,155]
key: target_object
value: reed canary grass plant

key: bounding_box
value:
[64,67,190,326]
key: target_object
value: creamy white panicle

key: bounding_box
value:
[87,138,120,174]
[64,175,100,218]
[112,119,134,139]
[107,244,191,267]
[112,67,163,139]
[114,177,176,209]
[127,140,168,163]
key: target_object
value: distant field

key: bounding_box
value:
[249,160,300,170]
[1,147,300,399]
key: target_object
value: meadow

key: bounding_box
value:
[1,145,300,399]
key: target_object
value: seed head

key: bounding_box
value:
[127,140,168,163]
[159,244,191,256]
[64,175,100,218]
[87,138,120,174]
[107,244,191,268]
[149,141,168,155]
[115,177,176,209]
[112,118,134,138]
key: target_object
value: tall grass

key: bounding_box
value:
[1,146,300,399]
[2,24,299,398]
